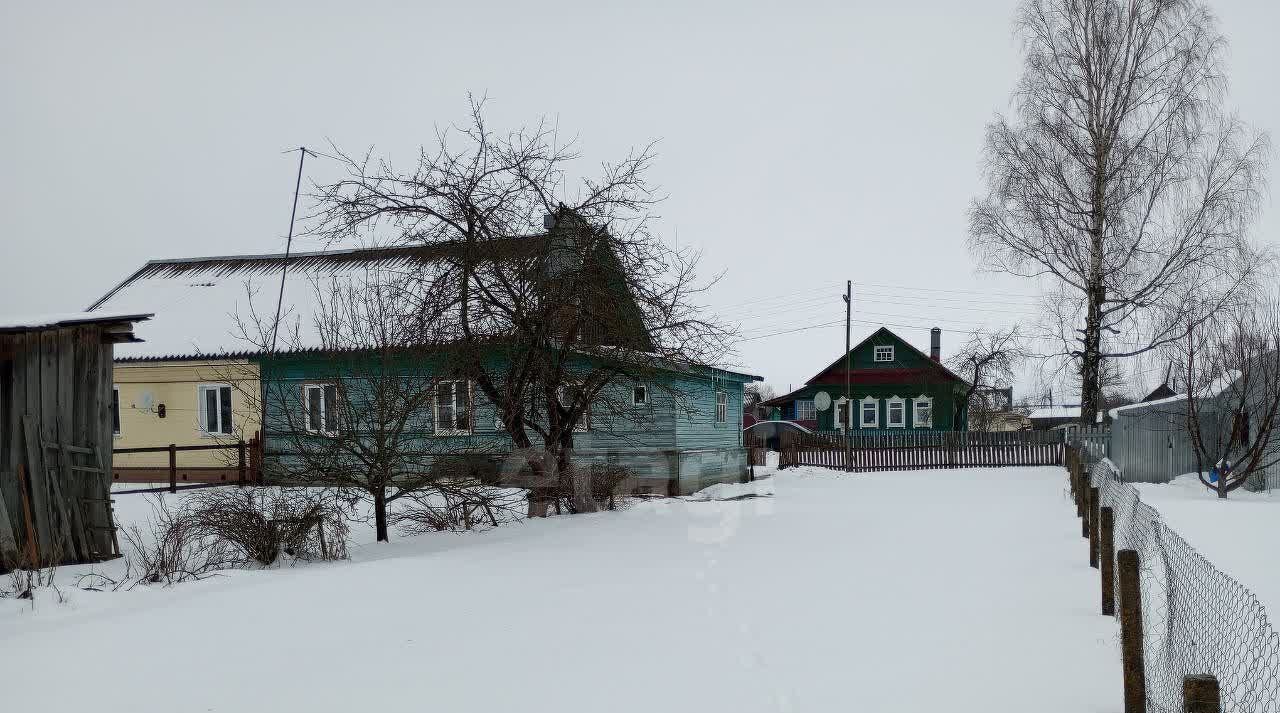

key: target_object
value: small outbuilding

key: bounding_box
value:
[0,311,150,570]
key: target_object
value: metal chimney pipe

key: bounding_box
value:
[930,327,941,362]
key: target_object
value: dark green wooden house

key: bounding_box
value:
[761,327,969,433]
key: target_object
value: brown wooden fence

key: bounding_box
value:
[112,432,263,493]
[779,430,1064,472]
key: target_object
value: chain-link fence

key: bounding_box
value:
[1087,457,1280,712]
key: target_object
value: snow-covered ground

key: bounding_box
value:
[2,465,1120,712]
[1136,475,1280,618]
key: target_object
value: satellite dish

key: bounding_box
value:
[814,391,832,411]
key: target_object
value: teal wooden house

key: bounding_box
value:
[91,244,760,495]
[761,327,969,433]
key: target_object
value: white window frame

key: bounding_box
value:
[886,395,906,428]
[434,380,473,436]
[860,396,879,428]
[873,345,895,362]
[197,383,234,437]
[632,383,649,406]
[715,390,728,424]
[913,395,933,429]
[558,382,591,433]
[112,385,121,437]
[795,399,817,421]
[302,383,339,436]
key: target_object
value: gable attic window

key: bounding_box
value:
[198,384,233,436]
[874,345,895,362]
[913,395,933,428]
[887,396,905,428]
[435,380,472,435]
[303,384,338,435]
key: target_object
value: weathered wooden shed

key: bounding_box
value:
[0,311,150,570]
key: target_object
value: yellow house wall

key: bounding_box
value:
[113,360,261,468]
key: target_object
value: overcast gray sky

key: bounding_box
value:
[3,0,1277,399]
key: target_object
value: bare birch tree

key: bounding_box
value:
[1173,298,1280,498]
[970,0,1271,425]
[307,100,733,516]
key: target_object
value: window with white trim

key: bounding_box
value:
[303,384,339,435]
[112,386,121,436]
[716,390,728,424]
[435,380,472,435]
[913,395,933,428]
[795,399,817,421]
[632,384,648,406]
[860,396,879,428]
[887,396,905,428]
[558,383,590,432]
[873,345,895,362]
[197,384,233,436]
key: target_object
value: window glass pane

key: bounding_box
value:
[112,388,121,434]
[456,382,470,431]
[307,387,322,433]
[205,388,218,433]
[437,382,455,431]
[219,386,233,434]
[324,385,338,433]
[634,386,647,404]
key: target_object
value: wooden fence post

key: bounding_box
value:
[1118,549,1146,713]
[237,439,247,487]
[1089,486,1100,567]
[1081,482,1091,538]
[168,444,177,494]
[1076,462,1086,518]
[1100,506,1115,616]
[1182,674,1220,713]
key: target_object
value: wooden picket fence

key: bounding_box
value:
[779,430,1065,472]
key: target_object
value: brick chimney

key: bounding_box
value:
[930,327,941,362]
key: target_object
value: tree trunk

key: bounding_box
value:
[373,488,389,542]
[1079,234,1106,426]
[561,442,597,514]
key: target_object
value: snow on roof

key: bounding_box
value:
[0,310,152,333]
[1027,406,1080,420]
[89,249,442,360]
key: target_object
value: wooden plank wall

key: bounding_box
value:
[778,430,1066,472]
[0,326,116,570]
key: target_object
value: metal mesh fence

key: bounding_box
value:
[1089,458,1280,712]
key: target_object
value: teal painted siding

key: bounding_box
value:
[258,352,755,493]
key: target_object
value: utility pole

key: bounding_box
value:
[271,147,310,354]
[843,280,852,471]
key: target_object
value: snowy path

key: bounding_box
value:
[1,466,1120,712]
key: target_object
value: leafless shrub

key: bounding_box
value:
[120,496,237,586]
[393,479,525,536]
[184,488,351,565]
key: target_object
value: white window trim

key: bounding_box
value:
[860,396,879,428]
[886,395,906,428]
[112,385,121,438]
[913,394,934,429]
[557,382,591,433]
[303,383,339,436]
[873,345,895,362]
[834,396,848,431]
[434,380,473,436]
[632,383,649,406]
[795,398,817,422]
[197,383,233,438]
[715,390,728,424]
